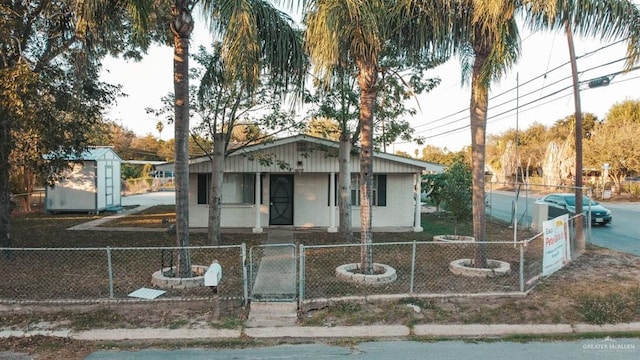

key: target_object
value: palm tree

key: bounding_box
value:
[304,0,451,274]
[156,121,164,139]
[169,0,306,276]
[405,0,640,267]
[170,0,195,277]
[305,0,386,275]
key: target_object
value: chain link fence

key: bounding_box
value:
[10,190,45,214]
[0,245,245,302]
[1,215,585,305]
[123,177,175,195]
[299,237,542,305]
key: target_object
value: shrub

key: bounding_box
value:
[578,293,633,324]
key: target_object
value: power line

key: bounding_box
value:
[395,67,640,145]
[395,42,639,147]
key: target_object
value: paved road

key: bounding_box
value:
[85,339,640,359]
[121,191,175,207]
[488,191,640,255]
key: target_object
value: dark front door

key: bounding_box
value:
[269,174,294,225]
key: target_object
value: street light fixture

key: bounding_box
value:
[588,76,612,89]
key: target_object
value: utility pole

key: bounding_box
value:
[565,20,585,255]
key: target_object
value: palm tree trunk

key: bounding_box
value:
[172,1,194,277]
[470,55,488,269]
[208,133,225,245]
[357,61,378,275]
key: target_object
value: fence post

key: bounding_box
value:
[410,241,416,294]
[519,243,524,292]
[299,244,305,308]
[241,243,248,305]
[106,247,114,298]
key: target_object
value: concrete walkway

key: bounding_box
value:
[246,228,299,327]
[67,192,175,230]
[250,229,296,301]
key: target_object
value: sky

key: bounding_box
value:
[99,9,640,156]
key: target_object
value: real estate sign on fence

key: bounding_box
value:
[542,214,571,277]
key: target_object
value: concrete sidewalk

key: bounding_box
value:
[3,322,640,341]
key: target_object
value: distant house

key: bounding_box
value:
[156,135,444,232]
[45,148,122,213]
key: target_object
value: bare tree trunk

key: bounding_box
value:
[0,113,12,259]
[357,61,377,275]
[338,132,353,240]
[171,1,194,277]
[470,54,488,269]
[208,133,225,245]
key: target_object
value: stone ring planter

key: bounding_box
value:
[151,264,208,289]
[433,235,475,242]
[335,263,397,285]
[448,258,511,278]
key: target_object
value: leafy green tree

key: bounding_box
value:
[421,173,446,210]
[602,99,640,126]
[584,100,640,192]
[91,121,137,160]
[420,145,470,168]
[305,117,342,141]
[551,113,600,140]
[1,0,159,252]
[441,161,473,234]
[149,41,304,245]
[194,43,303,245]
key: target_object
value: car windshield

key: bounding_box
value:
[564,195,598,207]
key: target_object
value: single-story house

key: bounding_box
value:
[157,135,444,233]
[45,147,122,213]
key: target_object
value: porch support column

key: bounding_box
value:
[252,172,263,233]
[413,172,423,232]
[328,172,337,232]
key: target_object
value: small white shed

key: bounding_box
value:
[46,148,122,213]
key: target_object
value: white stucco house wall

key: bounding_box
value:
[158,135,444,233]
[45,147,122,213]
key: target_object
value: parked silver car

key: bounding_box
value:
[534,193,612,225]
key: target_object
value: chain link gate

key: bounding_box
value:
[249,244,297,302]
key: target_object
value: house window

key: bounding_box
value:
[327,174,386,206]
[197,173,255,204]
